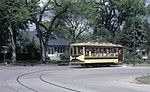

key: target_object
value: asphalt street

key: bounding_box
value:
[0,65,150,92]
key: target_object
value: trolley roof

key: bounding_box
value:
[70,42,123,47]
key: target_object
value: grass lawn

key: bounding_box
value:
[135,75,150,84]
[135,63,150,67]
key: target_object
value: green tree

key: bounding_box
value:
[94,0,146,42]
[144,4,150,50]
[0,29,8,46]
[27,0,69,63]
[142,20,150,51]
[0,0,30,63]
[55,0,95,43]
[117,17,147,53]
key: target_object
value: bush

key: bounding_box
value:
[124,58,144,65]
[60,53,70,60]
[123,50,144,65]
[0,53,11,63]
[17,53,40,60]
[46,60,69,65]
[136,75,150,84]
[46,60,58,64]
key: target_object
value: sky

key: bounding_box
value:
[146,0,150,5]
[146,0,150,3]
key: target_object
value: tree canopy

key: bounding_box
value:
[0,0,31,63]
[93,0,147,42]
[0,0,150,63]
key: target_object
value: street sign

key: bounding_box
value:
[1,46,8,65]
[2,46,8,53]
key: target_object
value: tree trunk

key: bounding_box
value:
[8,24,16,64]
[110,30,116,43]
[36,24,46,63]
[41,41,46,63]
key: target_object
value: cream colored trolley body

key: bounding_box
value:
[70,42,123,66]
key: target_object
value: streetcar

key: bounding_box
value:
[69,42,123,67]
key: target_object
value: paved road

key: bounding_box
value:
[0,65,150,92]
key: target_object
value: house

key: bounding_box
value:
[27,31,70,60]
[47,32,69,60]
[136,49,148,60]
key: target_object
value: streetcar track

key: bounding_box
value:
[16,69,50,92]
[16,68,81,92]
[40,72,81,92]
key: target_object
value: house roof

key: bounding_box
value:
[27,31,69,46]
[48,31,69,46]
[48,38,69,46]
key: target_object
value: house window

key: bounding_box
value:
[48,46,68,54]
[48,49,50,54]
[54,47,57,52]
[60,47,64,53]
[142,52,146,55]
[48,48,54,54]
[63,47,65,53]
[57,47,59,53]
[57,47,64,53]
[60,47,62,53]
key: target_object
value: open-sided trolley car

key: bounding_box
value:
[70,42,123,67]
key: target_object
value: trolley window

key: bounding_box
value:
[70,46,84,55]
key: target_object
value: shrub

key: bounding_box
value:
[136,75,150,84]
[60,53,70,60]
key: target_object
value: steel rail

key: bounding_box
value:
[16,69,50,92]
[16,68,81,92]
[39,72,81,92]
